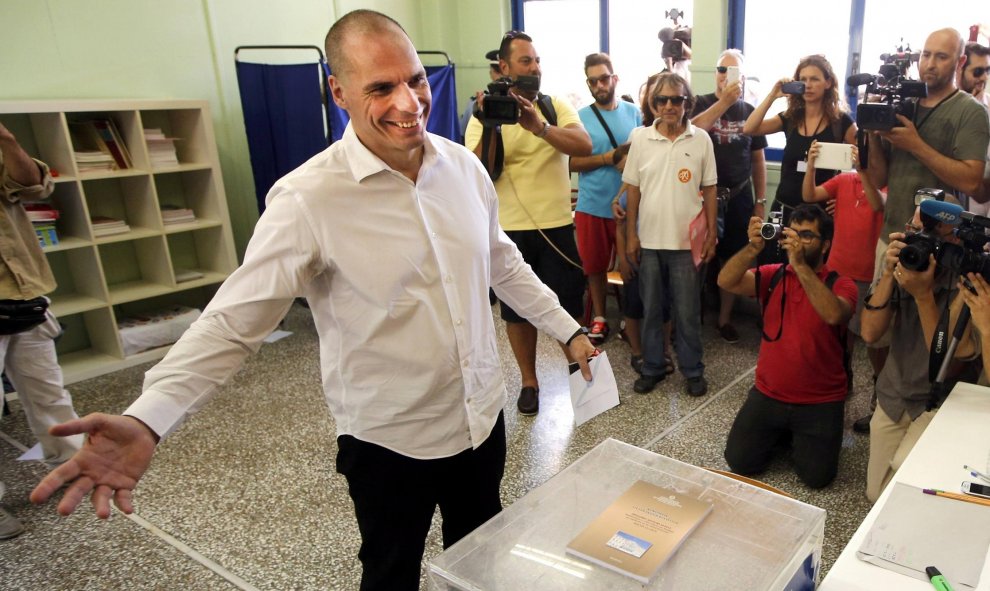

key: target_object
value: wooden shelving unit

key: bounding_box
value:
[0,99,237,384]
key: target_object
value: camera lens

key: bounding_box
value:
[760,223,781,241]
[898,241,932,271]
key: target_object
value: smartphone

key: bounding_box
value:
[962,481,990,499]
[781,81,806,95]
[726,66,741,85]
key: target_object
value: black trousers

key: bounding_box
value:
[336,412,506,591]
[724,387,844,489]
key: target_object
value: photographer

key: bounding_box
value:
[861,202,980,502]
[867,28,989,249]
[718,204,856,489]
[465,31,592,416]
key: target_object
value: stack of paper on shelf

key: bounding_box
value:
[144,128,180,167]
[25,203,60,246]
[160,204,196,226]
[69,119,132,171]
[90,215,130,237]
[117,306,201,356]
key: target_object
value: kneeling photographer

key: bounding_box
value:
[861,194,982,503]
[718,204,857,489]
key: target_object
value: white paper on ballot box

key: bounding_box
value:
[569,351,620,426]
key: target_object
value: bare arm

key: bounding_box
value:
[880,114,984,195]
[744,78,787,136]
[866,132,889,190]
[783,227,852,325]
[515,95,591,157]
[860,234,902,343]
[625,184,642,268]
[802,141,832,203]
[570,144,628,173]
[691,82,741,131]
[751,148,767,220]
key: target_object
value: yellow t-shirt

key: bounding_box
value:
[466,95,580,231]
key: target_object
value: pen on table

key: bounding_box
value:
[926,566,955,591]
[923,488,990,507]
[963,464,990,484]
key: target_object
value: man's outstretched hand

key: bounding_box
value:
[30,413,158,519]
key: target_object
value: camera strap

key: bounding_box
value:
[913,89,957,133]
[927,280,955,383]
[589,104,619,149]
[756,264,844,366]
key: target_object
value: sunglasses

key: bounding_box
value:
[652,95,687,107]
[715,66,728,73]
[970,66,990,77]
[587,74,615,86]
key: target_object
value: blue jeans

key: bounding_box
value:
[639,249,704,378]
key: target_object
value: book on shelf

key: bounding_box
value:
[90,215,131,236]
[69,120,122,171]
[565,480,713,584]
[24,203,60,223]
[160,204,196,225]
[92,118,133,169]
[144,128,180,167]
[35,224,59,247]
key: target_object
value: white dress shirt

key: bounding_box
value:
[126,124,579,459]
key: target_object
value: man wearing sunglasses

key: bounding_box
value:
[958,42,990,110]
[718,204,857,489]
[623,72,717,397]
[466,31,592,416]
[691,49,768,345]
[570,53,641,347]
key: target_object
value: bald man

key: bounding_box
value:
[866,27,990,242]
[30,10,594,590]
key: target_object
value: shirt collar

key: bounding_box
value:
[340,123,442,183]
[645,120,697,142]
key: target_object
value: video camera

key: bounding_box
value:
[847,42,927,131]
[658,8,691,62]
[482,75,540,126]
[898,192,990,279]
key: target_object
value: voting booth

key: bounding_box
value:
[428,438,825,590]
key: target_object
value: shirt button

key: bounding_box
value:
[445,275,453,283]
[432,232,438,239]
[455,319,462,326]
[462,360,469,368]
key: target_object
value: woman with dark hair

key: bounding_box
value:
[744,54,857,234]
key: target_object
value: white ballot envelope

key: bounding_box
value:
[569,351,620,426]
[815,142,854,171]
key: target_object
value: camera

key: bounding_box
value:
[761,211,784,241]
[781,81,805,95]
[848,44,927,131]
[482,75,540,126]
[898,195,990,277]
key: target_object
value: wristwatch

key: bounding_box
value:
[537,121,551,138]
[565,326,589,346]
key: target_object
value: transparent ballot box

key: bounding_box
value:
[428,438,825,590]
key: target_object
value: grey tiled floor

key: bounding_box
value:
[0,297,876,590]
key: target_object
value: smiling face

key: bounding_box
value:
[919,29,963,95]
[328,25,431,172]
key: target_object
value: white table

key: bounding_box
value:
[821,382,990,590]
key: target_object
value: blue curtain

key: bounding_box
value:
[326,64,459,143]
[235,61,329,214]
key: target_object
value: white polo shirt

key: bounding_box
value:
[622,121,717,250]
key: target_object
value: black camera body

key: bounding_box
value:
[850,50,927,131]
[899,213,990,278]
[781,81,806,95]
[482,75,540,126]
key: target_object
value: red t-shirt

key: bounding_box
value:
[821,172,884,281]
[754,264,858,404]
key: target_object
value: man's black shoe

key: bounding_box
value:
[853,413,872,434]
[686,375,708,397]
[517,386,539,415]
[633,374,664,394]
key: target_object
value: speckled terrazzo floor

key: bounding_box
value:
[1,294,877,590]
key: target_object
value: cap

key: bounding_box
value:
[485,49,500,64]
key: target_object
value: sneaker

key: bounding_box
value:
[634,374,664,394]
[853,413,872,434]
[630,355,644,374]
[686,376,708,397]
[718,323,740,344]
[0,507,25,540]
[588,319,609,344]
[517,386,539,415]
